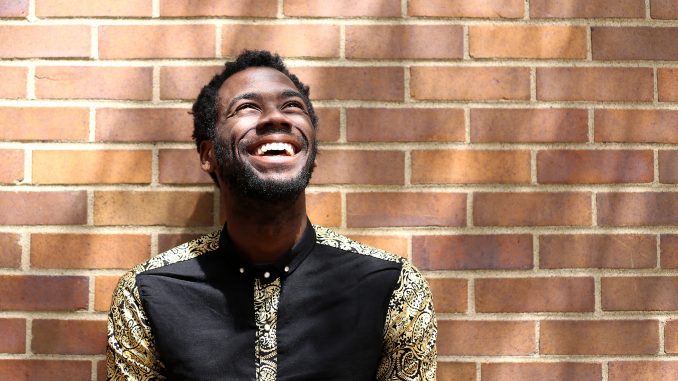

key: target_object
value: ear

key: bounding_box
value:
[198,140,216,174]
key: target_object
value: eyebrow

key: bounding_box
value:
[225,92,260,113]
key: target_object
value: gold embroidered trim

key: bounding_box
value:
[254,278,281,381]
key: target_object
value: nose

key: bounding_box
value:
[257,104,291,131]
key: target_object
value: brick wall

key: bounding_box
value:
[0,0,676,380]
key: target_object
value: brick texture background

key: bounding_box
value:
[0,1,676,380]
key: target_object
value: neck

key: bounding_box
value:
[221,187,307,264]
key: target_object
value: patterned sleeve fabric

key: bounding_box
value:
[107,270,166,380]
[376,261,438,380]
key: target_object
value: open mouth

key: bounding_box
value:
[253,142,297,157]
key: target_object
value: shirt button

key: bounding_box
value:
[263,271,270,279]
[239,267,245,274]
[264,324,271,331]
[284,266,290,273]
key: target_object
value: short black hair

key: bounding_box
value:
[192,50,318,152]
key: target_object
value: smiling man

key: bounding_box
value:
[107,50,437,380]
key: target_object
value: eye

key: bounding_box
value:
[283,100,304,110]
[236,103,259,112]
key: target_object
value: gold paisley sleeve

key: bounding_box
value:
[377,261,437,381]
[107,270,165,380]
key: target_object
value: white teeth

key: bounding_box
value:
[255,142,295,156]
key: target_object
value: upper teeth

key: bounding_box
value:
[255,142,295,156]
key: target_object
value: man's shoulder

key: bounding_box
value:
[313,225,406,266]
[117,229,222,286]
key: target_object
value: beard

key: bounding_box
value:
[214,133,317,202]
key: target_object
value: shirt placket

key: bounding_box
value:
[253,277,281,381]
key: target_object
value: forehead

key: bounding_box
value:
[217,67,299,102]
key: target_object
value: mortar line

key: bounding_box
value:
[403,150,411,186]
[91,25,98,60]
[87,190,95,225]
[339,24,346,60]
[277,0,284,18]
[152,0,160,18]
[657,234,662,270]
[20,232,30,272]
[215,23,222,59]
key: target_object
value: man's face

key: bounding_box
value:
[213,67,317,200]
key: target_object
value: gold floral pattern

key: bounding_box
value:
[254,278,281,381]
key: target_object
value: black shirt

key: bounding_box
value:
[107,223,437,380]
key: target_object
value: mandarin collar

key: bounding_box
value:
[218,219,316,282]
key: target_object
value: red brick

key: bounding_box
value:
[540,234,657,269]
[0,233,21,268]
[538,67,653,102]
[95,275,121,312]
[306,192,341,227]
[31,234,150,269]
[0,0,28,17]
[411,67,530,101]
[94,191,214,226]
[437,362,476,381]
[160,66,222,100]
[346,25,463,59]
[223,25,339,58]
[97,360,106,381]
[602,277,678,311]
[531,0,644,18]
[0,26,89,58]
[597,193,678,226]
[412,150,531,184]
[427,278,467,313]
[0,276,88,311]
[32,319,106,355]
[315,108,340,142]
[471,109,588,143]
[659,151,678,183]
[0,318,25,353]
[284,0,401,17]
[158,234,204,253]
[36,0,152,16]
[0,360,90,381]
[609,361,678,381]
[160,0,277,17]
[476,277,594,312]
[593,27,678,60]
[0,107,88,141]
[412,234,533,270]
[312,150,404,185]
[36,66,152,100]
[474,192,591,227]
[537,150,653,184]
[159,149,211,184]
[482,363,602,381]
[595,109,678,143]
[662,235,678,268]
[471,108,588,143]
[0,149,23,184]
[541,320,659,355]
[652,0,678,19]
[96,108,192,142]
[0,67,26,98]
[658,69,678,101]
[348,108,464,142]
[33,150,151,184]
[666,320,678,353]
[438,320,535,355]
[294,67,404,101]
[347,235,408,258]
[347,192,466,227]
[0,191,86,225]
[471,25,586,59]
[408,0,523,18]
[99,25,215,59]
